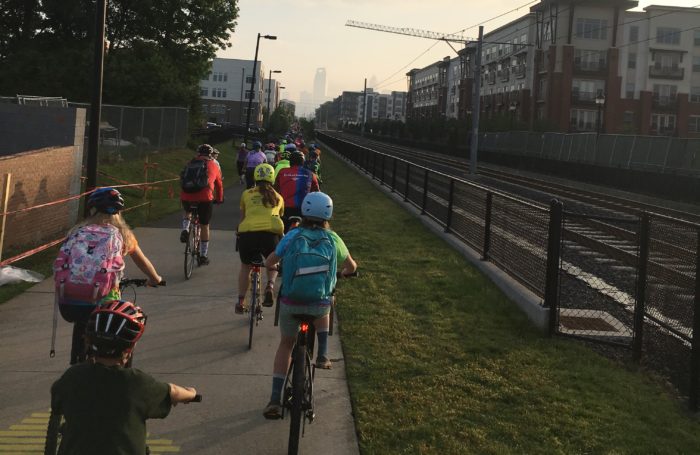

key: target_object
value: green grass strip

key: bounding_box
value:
[320,148,700,454]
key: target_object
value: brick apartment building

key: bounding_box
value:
[405,0,700,138]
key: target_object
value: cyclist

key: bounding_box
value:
[55,188,163,364]
[304,148,322,184]
[212,147,222,177]
[235,163,284,313]
[50,300,198,454]
[275,148,319,232]
[262,192,357,419]
[264,143,278,165]
[236,142,247,184]
[274,145,293,177]
[180,144,224,266]
[244,141,267,189]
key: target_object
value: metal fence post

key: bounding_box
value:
[391,158,397,192]
[633,213,650,362]
[372,152,377,180]
[545,199,564,337]
[445,179,455,233]
[404,163,410,202]
[482,192,493,259]
[689,228,700,411]
[421,169,429,215]
[0,173,13,262]
[379,154,385,186]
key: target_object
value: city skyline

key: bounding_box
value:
[217,0,700,114]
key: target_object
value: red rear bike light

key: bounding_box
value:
[300,322,309,333]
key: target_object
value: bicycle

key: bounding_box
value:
[246,255,265,350]
[280,272,357,455]
[44,394,201,455]
[184,206,202,279]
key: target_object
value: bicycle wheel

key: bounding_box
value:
[184,224,195,279]
[44,410,63,455]
[288,343,306,455]
[274,285,282,327]
[248,270,259,350]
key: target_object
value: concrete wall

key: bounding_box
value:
[0,104,85,253]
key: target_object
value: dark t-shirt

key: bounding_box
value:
[51,362,171,455]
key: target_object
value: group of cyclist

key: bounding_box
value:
[48,130,356,452]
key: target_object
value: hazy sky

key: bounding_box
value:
[217,0,699,114]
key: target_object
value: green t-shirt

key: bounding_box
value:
[51,362,171,455]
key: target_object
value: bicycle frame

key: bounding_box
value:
[184,209,201,279]
[247,261,264,350]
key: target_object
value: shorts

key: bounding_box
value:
[237,160,245,176]
[238,231,280,265]
[182,201,213,225]
[282,207,302,233]
[244,168,256,189]
[279,303,330,338]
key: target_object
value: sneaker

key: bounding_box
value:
[180,230,188,243]
[234,300,245,314]
[198,255,210,266]
[263,400,282,420]
[316,356,332,370]
[263,286,274,307]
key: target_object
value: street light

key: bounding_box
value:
[244,33,277,144]
[509,101,518,131]
[266,69,282,129]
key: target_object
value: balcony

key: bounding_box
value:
[487,73,496,85]
[571,91,598,105]
[574,59,608,75]
[652,95,678,109]
[499,68,510,82]
[514,64,527,79]
[649,64,685,80]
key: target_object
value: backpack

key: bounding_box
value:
[53,224,125,319]
[180,159,209,193]
[281,229,337,302]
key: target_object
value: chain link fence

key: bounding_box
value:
[479,131,700,176]
[69,103,189,163]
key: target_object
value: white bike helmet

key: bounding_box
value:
[301,192,333,221]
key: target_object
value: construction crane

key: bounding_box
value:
[345,19,486,175]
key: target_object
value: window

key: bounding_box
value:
[691,87,700,103]
[628,52,636,69]
[690,116,700,133]
[694,56,700,73]
[211,88,227,98]
[572,79,605,101]
[653,84,677,103]
[570,109,599,131]
[630,26,639,43]
[623,111,635,128]
[695,30,700,46]
[653,51,681,69]
[246,76,254,84]
[245,90,254,100]
[576,18,608,40]
[575,49,607,71]
[626,83,635,99]
[651,113,676,134]
[656,27,681,45]
[200,88,208,97]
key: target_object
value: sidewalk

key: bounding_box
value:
[0,184,360,454]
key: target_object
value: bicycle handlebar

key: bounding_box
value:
[119,279,167,289]
[189,394,203,403]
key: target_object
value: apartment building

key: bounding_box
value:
[199,58,266,126]
[360,90,408,122]
[405,0,700,138]
[261,78,282,116]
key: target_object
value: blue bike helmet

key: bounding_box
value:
[301,192,333,221]
[284,143,297,152]
[252,141,262,150]
[87,188,125,215]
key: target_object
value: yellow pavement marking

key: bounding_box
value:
[1,411,181,453]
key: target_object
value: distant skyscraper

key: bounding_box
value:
[313,68,327,107]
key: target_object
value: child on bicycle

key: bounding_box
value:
[262,192,357,419]
[55,187,163,364]
[49,300,197,454]
[236,163,284,313]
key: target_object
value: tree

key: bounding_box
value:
[0,0,238,114]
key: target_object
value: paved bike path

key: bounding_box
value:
[0,184,360,454]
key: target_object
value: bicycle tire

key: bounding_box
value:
[274,289,281,327]
[307,324,316,362]
[248,270,259,350]
[44,410,62,455]
[184,224,195,279]
[288,342,305,455]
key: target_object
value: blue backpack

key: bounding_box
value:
[281,229,337,302]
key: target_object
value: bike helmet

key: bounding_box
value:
[284,143,297,152]
[254,163,275,184]
[85,300,147,357]
[279,150,291,160]
[301,192,333,221]
[212,148,220,158]
[197,143,215,157]
[267,142,276,150]
[289,150,305,166]
[252,141,262,150]
[240,142,247,148]
[87,187,124,215]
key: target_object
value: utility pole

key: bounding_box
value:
[361,78,367,137]
[84,0,107,216]
[469,26,483,176]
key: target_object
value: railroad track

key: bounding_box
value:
[321,131,699,343]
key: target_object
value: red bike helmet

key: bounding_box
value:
[86,300,147,358]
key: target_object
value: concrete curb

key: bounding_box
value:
[321,141,550,332]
